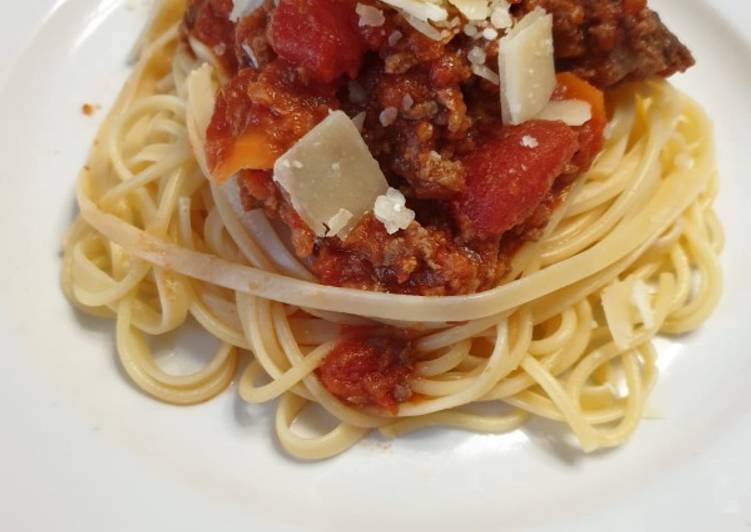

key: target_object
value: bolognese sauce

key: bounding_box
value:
[182,0,693,411]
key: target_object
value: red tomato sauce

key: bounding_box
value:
[316,328,415,414]
[184,0,615,296]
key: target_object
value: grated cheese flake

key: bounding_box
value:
[601,279,636,350]
[490,1,512,29]
[356,3,386,27]
[482,27,498,40]
[326,208,354,238]
[388,30,403,46]
[463,23,479,37]
[374,188,416,234]
[468,46,487,64]
[448,0,490,22]
[536,99,592,126]
[521,135,539,148]
[471,64,500,84]
[402,12,444,40]
[631,278,655,329]
[379,107,399,126]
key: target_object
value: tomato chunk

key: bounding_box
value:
[317,329,414,414]
[455,121,579,239]
[268,0,365,84]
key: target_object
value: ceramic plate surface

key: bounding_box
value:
[0,1,749,530]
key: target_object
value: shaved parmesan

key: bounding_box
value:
[326,208,354,237]
[463,23,479,37]
[374,188,415,234]
[482,27,498,40]
[498,8,556,124]
[273,111,388,238]
[631,279,655,329]
[536,99,592,126]
[356,3,386,27]
[490,1,512,29]
[468,46,487,65]
[402,13,444,40]
[601,279,637,350]
[521,135,538,148]
[379,0,448,21]
[602,277,656,350]
[448,0,490,22]
[379,107,399,126]
[471,64,500,85]
[230,0,262,22]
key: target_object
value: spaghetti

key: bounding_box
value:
[62,0,723,460]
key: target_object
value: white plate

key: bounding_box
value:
[1,1,750,530]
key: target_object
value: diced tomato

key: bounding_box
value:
[268,0,365,84]
[553,72,607,171]
[316,329,414,414]
[455,121,578,239]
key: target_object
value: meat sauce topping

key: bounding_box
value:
[183,0,692,410]
[316,328,414,413]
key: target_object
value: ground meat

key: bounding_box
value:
[188,0,692,297]
[314,215,506,295]
[347,16,474,200]
[513,0,694,87]
[316,328,415,413]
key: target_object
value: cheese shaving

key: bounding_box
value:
[448,0,490,22]
[326,209,354,237]
[498,8,556,124]
[602,277,657,350]
[536,99,592,126]
[471,64,500,85]
[374,188,416,234]
[601,278,637,350]
[521,135,538,148]
[273,111,388,237]
[631,278,655,329]
[402,12,445,40]
[356,3,386,27]
[490,1,512,29]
